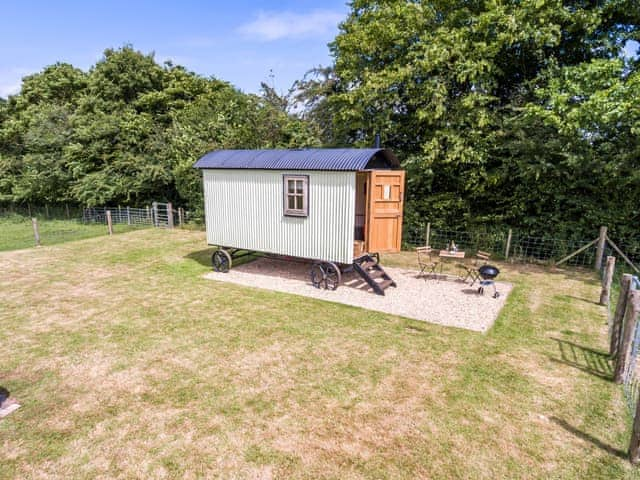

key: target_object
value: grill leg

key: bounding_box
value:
[479,279,500,298]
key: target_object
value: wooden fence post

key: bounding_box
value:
[106,210,113,235]
[426,222,431,247]
[152,202,158,227]
[65,203,70,219]
[595,226,608,271]
[126,206,131,225]
[614,289,640,384]
[178,208,184,228]
[599,256,616,306]
[611,274,634,357]
[31,218,40,246]
[146,206,151,223]
[505,228,513,260]
[629,394,640,464]
[45,204,49,219]
[167,202,174,228]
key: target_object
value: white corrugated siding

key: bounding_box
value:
[203,169,355,264]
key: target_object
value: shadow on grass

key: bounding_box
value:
[185,248,216,268]
[550,337,613,380]
[549,416,627,460]
[404,323,432,334]
[184,248,261,270]
[560,294,601,306]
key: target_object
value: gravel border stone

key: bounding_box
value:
[203,257,512,332]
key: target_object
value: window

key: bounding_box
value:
[283,175,309,217]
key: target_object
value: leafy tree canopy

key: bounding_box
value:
[0,45,317,209]
[299,0,639,238]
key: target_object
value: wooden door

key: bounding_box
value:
[365,170,405,253]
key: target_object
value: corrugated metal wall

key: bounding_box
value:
[203,169,356,264]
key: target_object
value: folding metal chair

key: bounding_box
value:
[460,250,492,285]
[417,246,440,279]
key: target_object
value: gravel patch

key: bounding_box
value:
[203,257,512,332]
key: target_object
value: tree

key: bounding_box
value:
[0,45,320,210]
[0,63,87,203]
[496,58,640,237]
[307,0,640,236]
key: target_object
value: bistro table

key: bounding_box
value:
[437,250,466,279]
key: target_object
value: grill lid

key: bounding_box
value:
[478,265,500,279]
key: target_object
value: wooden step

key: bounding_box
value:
[378,279,395,290]
[352,254,396,296]
[359,260,377,270]
[368,269,385,279]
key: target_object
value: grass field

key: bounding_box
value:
[0,229,636,479]
[0,216,142,252]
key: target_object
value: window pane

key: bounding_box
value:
[283,176,307,216]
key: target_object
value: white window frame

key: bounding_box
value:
[283,175,309,217]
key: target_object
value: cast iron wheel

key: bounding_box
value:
[324,262,342,291]
[493,292,500,299]
[310,263,325,289]
[212,249,232,272]
[478,286,484,295]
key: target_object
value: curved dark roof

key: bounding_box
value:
[193,148,400,171]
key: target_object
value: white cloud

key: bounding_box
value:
[238,10,344,42]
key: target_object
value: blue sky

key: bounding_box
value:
[0,0,349,97]
[1,2,637,99]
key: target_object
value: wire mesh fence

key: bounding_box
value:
[82,204,192,228]
[404,226,508,257]
[2,202,639,271]
[0,203,84,220]
[604,269,640,463]
[0,216,129,252]
[606,235,640,275]
[403,224,603,268]
[0,203,192,252]
[619,277,640,415]
[82,206,154,226]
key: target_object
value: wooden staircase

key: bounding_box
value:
[353,254,396,296]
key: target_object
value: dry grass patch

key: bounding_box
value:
[0,229,636,479]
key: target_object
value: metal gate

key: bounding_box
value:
[151,202,179,228]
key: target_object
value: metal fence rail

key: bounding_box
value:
[0,216,133,251]
[82,204,190,228]
[82,207,154,226]
[403,225,603,267]
[0,202,191,252]
[2,204,637,269]
[0,204,84,220]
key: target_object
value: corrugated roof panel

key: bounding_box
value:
[193,148,399,171]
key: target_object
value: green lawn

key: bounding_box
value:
[0,216,142,252]
[0,229,635,479]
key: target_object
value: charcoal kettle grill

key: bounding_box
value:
[477,265,500,298]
